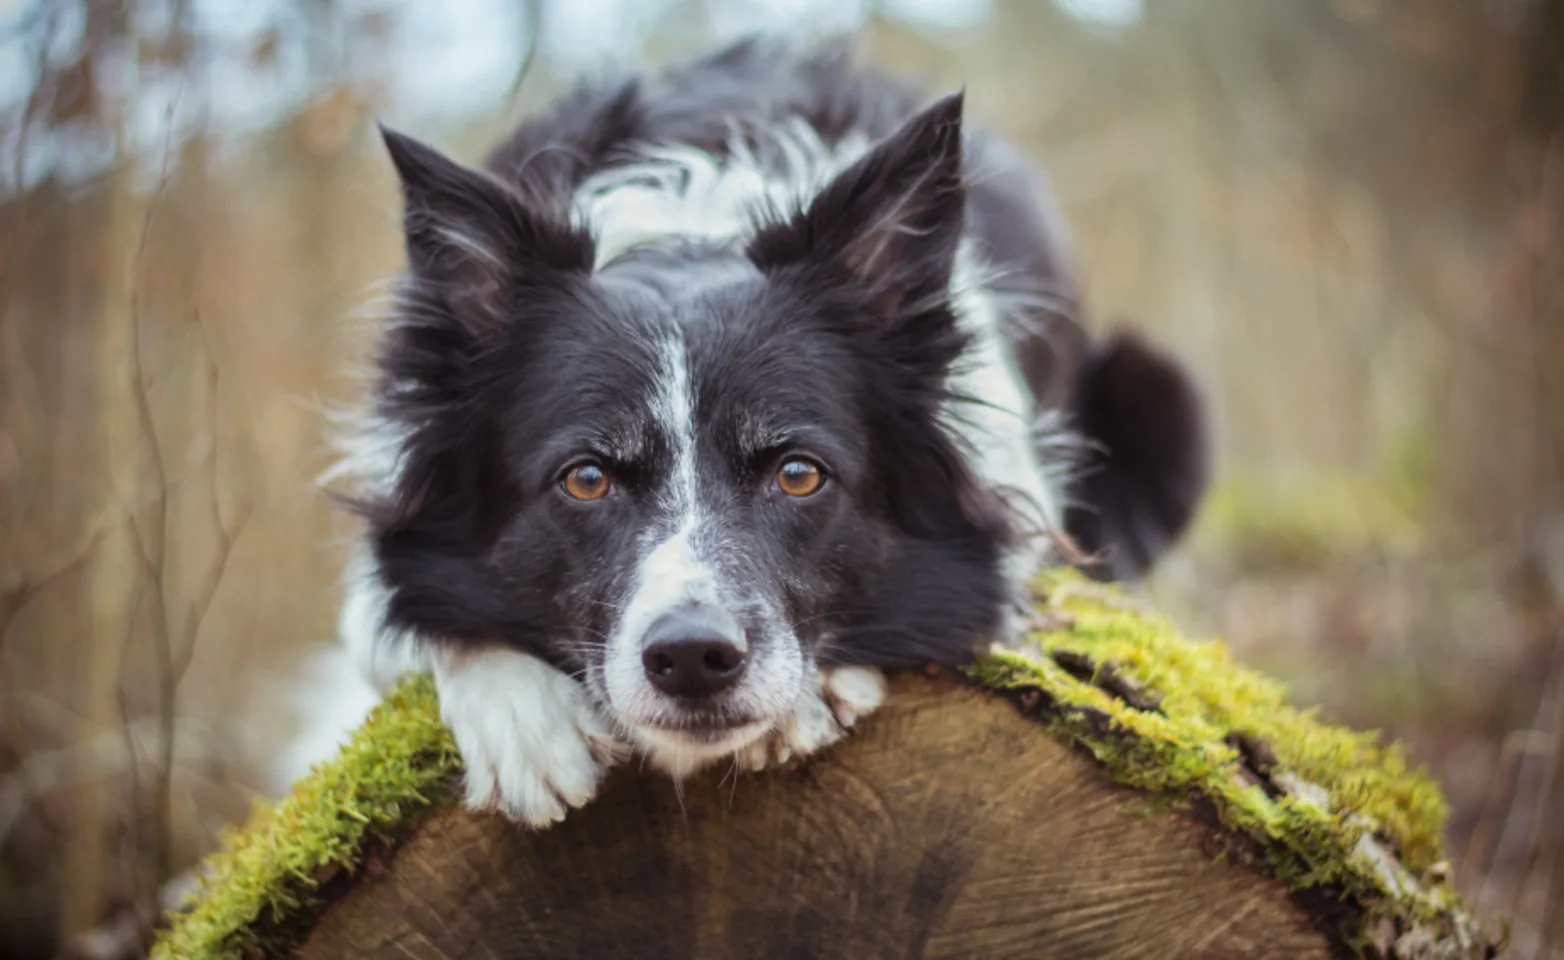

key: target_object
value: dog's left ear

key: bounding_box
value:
[1063,330,1212,581]
[748,91,967,325]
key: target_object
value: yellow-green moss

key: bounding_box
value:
[970,569,1466,934]
[154,570,1479,958]
[151,677,458,959]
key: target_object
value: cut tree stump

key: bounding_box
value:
[152,574,1502,960]
[298,677,1354,959]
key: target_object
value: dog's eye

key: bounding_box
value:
[562,463,611,501]
[775,458,825,498]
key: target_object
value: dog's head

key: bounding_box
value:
[360,93,1013,766]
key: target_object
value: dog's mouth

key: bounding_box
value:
[620,710,777,763]
[636,711,769,744]
[591,639,809,770]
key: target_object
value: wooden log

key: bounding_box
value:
[151,575,1501,960]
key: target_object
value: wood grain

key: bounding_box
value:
[297,674,1333,959]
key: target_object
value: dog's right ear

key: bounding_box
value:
[1062,330,1212,581]
[360,130,599,648]
[380,126,593,334]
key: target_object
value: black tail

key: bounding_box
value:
[1062,329,1212,581]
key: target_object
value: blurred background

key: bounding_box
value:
[1,0,1561,956]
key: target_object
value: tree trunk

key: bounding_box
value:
[294,675,1340,960]
[152,576,1499,960]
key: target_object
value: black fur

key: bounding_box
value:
[358,36,1210,690]
[1063,330,1212,581]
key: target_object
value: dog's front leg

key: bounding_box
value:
[736,665,887,770]
[432,645,624,827]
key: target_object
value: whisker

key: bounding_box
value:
[725,752,742,809]
[671,773,688,822]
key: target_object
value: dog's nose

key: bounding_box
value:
[641,611,747,699]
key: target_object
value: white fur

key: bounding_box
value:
[608,514,807,772]
[603,520,728,719]
[736,665,887,771]
[820,664,888,726]
[628,630,808,775]
[602,334,784,747]
[284,109,1069,824]
[947,246,1067,608]
[633,721,774,780]
[435,646,624,827]
[264,642,388,794]
[577,119,872,268]
[337,541,431,691]
[603,330,820,768]
[736,685,841,771]
[262,542,429,794]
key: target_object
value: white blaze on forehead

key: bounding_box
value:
[596,330,810,746]
[653,330,699,510]
[603,331,727,707]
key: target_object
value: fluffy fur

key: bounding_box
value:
[278,36,1210,826]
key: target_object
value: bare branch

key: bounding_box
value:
[0,531,102,650]
[119,90,188,921]
[172,309,253,683]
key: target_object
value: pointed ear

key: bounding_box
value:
[747,92,968,319]
[380,126,594,332]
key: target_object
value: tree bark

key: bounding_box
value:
[294,674,1345,960]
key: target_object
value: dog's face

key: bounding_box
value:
[363,94,1012,764]
[477,247,916,762]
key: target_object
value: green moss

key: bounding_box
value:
[151,677,459,959]
[970,570,1470,937]
[154,571,1482,958]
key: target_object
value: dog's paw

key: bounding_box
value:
[737,665,886,772]
[433,647,623,828]
[821,664,887,727]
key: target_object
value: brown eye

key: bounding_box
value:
[562,463,611,501]
[776,458,825,498]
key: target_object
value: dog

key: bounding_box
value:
[296,36,1210,827]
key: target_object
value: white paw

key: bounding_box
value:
[822,664,887,727]
[433,647,623,828]
[737,665,886,772]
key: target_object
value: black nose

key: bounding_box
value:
[641,611,747,699]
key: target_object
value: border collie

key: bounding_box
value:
[298,36,1209,826]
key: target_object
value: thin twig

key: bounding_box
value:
[117,99,252,952]
[0,532,102,650]
[171,309,252,683]
[122,91,180,928]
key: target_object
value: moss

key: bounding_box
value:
[154,571,1483,958]
[151,677,458,959]
[971,570,1479,948]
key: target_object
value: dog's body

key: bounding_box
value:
[289,37,1209,825]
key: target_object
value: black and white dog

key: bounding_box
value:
[301,37,1209,827]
